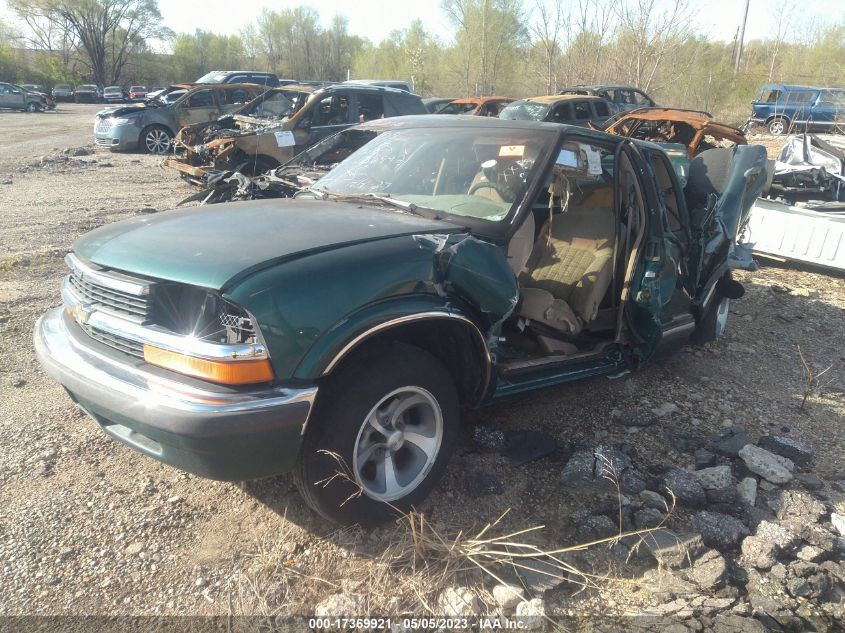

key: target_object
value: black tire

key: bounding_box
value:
[25,102,40,113]
[295,342,459,525]
[768,117,788,136]
[691,275,743,344]
[140,125,173,154]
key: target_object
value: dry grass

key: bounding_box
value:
[797,344,836,411]
[227,452,675,620]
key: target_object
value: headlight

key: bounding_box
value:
[110,117,134,125]
[141,285,274,385]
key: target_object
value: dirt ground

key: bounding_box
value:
[0,105,843,623]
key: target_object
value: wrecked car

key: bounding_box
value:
[180,119,393,205]
[0,82,49,112]
[34,116,768,525]
[741,134,845,272]
[435,97,514,116]
[500,95,613,127]
[559,85,657,112]
[598,108,747,158]
[164,84,427,182]
[94,83,268,154]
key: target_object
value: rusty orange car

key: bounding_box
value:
[598,108,747,158]
[435,96,514,117]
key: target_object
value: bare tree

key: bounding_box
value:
[9,0,167,86]
[530,0,566,93]
[612,0,697,91]
[767,0,796,80]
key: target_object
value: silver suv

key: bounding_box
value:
[0,82,45,112]
[93,83,268,153]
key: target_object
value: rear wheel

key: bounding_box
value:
[294,342,459,525]
[768,117,788,135]
[141,125,172,154]
[691,275,743,344]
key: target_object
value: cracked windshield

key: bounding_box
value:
[311,128,554,221]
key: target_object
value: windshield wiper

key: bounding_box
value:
[309,187,437,217]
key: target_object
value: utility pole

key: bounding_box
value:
[733,0,750,76]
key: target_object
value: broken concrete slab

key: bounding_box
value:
[641,529,706,569]
[684,548,728,591]
[738,444,794,484]
[693,465,732,490]
[692,510,750,550]
[736,477,758,507]
[758,435,813,466]
[663,468,706,508]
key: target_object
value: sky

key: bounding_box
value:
[1,0,840,48]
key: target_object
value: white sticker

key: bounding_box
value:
[274,131,295,147]
[584,146,602,175]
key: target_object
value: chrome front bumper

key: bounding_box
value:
[34,307,318,480]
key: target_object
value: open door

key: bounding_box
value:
[621,141,695,360]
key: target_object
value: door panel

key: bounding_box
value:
[297,92,354,150]
[624,142,694,358]
[174,89,218,128]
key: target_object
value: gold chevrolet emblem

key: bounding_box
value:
[73,303,92,325]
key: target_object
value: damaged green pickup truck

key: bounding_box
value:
[34,116,768,524]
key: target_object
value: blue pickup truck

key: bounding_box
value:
[746,84,845,135]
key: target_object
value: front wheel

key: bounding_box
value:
[25,102,40,113]
[140,125,172,154]
[295,342,459,525]
[768,117,788,135]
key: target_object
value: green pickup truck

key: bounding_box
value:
[34,116,768,525]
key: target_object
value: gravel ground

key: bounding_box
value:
[0,107,843,620]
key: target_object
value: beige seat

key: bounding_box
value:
[518,197,616,337]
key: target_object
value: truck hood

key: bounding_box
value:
[73,199,460,290]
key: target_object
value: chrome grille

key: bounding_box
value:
[95,118,112,133]
[68,270,153,322]
[79,323,144,358]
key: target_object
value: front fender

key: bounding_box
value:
[293,295,486,379]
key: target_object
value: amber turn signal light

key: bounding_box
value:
[143,345,275,385]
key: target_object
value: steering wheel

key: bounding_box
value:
[468,180,514,200]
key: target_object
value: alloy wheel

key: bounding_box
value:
[352,386,443,502]
[715,297,730,337]
[145,129,171,154]
[768,119,785,135]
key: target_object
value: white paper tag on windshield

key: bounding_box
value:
[274,131,295,147]
[584,146,602,175]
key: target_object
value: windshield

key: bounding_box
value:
[499,101,551,121]
[311,127,553,223]
[104,86,121,93]
[153,89,186,104]
[243,89,306,118]
[196,72,228,84]
[79,85,97,91]
[55,85,71,90]
[437,101,478,115]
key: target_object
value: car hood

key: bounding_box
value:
[98,103,149,117]
[73,199,460,291]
